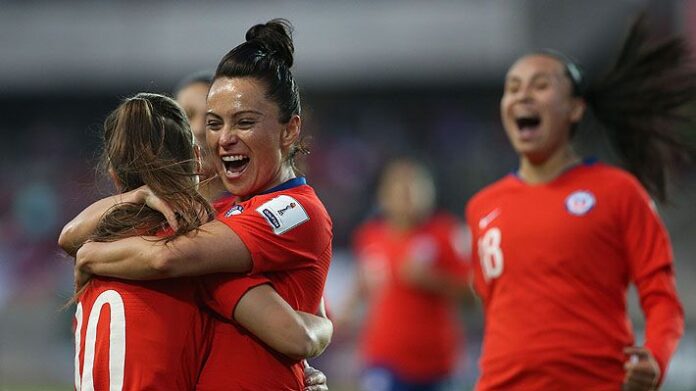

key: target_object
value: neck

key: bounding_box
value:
[199,178,228,202]
[518,145,580,184]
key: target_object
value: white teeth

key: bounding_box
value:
[221,155,247,162]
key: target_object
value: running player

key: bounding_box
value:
[466,15,692,390]
[73,19,334,390]
[345,159,471,391]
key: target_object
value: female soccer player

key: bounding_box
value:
[70,19,334,390]
[466,15,692,391]
[346,159,470,391]
[173,71,228,201]
[65,93,330,390]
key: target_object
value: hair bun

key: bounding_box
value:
[245,19,295,67]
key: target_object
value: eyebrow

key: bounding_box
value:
[206,109,263,118]
[506,71,554,84]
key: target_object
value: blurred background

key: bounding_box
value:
[1,0,695,390]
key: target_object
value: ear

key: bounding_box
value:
[280,115,301,150]
[569,97,586,124]
[193,144,203,175]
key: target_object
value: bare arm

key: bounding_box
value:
[58,186,178,257]
[75,219,252,284]
[400,259,473,302]
[234,285,333,360]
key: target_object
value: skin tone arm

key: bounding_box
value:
[58,186,179,257]
[400,258,474,303]
[75,219,252,287]
[235,285,332,360]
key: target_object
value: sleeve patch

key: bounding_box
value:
[255,195,310,235]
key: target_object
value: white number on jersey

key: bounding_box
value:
[75,289,126,391]
[479,227,504,281]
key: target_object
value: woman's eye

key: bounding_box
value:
[206,121,221,130]
[238,120,255,128]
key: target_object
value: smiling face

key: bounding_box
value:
[500,55,585,164]
[205,77,300,198]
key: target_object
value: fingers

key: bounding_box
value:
[623,346,659,391]
[304,367,327,386]
[144,193,179,231]
[624,346,650,359]
[303,386,328,391]
[74,269,91,291]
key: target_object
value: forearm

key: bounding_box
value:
[76,236,169,280]
[296,311,333,358]
[234,286,333,360]
[637,268,685,380]
[76,220,253,281]
[59,190,143,256]
[403,267,471,300]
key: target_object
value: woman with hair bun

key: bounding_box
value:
[466,15,693,391]
[70,19,333,390]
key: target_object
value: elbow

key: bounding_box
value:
[285,330,319,360]
[299,322,333,359]
[149,250,176,278]
[58,224,78,256]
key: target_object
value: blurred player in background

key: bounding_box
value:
[174,71,228,201]
[73,19,334,390]
[62,93,330,390]
[342,158,471,391]
[466,15,694,391]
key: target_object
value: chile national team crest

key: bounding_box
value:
[565,190,596,216]
[224,205,244,217]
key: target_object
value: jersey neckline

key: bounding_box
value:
[509,157,597,187]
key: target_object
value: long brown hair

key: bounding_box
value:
[91,93,213,242]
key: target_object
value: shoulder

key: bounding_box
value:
[579,163,648,199]
[466,175,516,216]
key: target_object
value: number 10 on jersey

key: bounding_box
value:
[479,227,504,281]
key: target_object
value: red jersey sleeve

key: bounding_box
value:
[201,274,271,320]
[619,178,684,381]
[218,193,331,274]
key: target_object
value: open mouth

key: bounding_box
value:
[221,154,250,178]
[515,116,541,131]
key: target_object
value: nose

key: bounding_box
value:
[218,126,239,148]
[514,84,534,103]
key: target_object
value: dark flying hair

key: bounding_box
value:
[540,14,696,202]
[213,19,309,167]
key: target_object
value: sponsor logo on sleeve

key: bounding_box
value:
[256,195,310,235]
[565,190,596,216]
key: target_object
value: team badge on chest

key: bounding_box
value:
[224,205,244,217]
[565,190,596,216]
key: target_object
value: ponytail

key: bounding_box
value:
[584,14,696,202]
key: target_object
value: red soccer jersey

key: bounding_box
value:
[353,213,470,381]
[466,162,684,390]
[195,177,333,390]
[74,277,212,391]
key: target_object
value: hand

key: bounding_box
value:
[75,242,97,290]
[623,346,660,391]
[132,185,179,231]
[303,361,328,391]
